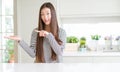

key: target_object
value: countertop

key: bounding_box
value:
[63,51,120,57]
[1,63,120,72]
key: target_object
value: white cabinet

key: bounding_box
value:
[93,56,120,63]
[63,56,120,63]
[63,52,120,63]
[63,56,93,63]
[58,0,120,17]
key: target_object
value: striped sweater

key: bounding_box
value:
[19,28,66,63]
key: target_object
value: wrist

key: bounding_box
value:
[17,38,21,43]
[18,40,20,43]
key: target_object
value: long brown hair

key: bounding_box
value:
[36,2,62,63]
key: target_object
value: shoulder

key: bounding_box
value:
[59,27,65,32]
[59,27,66,35]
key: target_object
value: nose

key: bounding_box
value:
[44,15,48,21]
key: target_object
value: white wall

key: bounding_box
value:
[16,0,57,63]
[16,0,120,63]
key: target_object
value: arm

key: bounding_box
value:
[19,28,37,58]
[45,28,66,55]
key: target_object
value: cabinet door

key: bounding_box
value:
[63,56,93,63]
[93,56,120,63]
[58,0,120,17]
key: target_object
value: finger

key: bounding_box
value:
[41,32,45,37]
[39,32,41,36]
[35,30,40,33]
[4,36,13,38]
[43,32,47,36]
[39,32,44,37]
[42,31,46,37]
[39,31,46,37]
[4,36,9,39]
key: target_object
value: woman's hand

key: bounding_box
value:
[35,30,49,37]
[4,36,21,42]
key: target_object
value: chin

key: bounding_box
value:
[45,23,50,25]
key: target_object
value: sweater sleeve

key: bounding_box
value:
[19,28,37,58]
[45,28,66,55]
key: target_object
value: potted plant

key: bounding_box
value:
[104,36,112,50]
[5,40,14,63]
[65,36,79,52]
[67,36,79,43]
[91,35,101,40]
[79,37,87,52]
[116,36,120,50]
[90,35,101,51]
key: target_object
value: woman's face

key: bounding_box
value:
[41,7,51,25]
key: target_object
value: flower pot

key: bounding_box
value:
[79,48,87,52]
[88,40,98,51]
[104,40,112,50]
[64,43,79,52]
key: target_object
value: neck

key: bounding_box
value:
[45,25,50,32]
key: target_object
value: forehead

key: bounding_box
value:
[41,7,51,13]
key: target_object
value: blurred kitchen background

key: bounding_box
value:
[1,0,120,63]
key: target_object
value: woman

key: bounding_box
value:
[5,2,66,63]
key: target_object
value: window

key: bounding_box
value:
[63,22,120,44]
[62,17,120,51]
[0,0,14,63]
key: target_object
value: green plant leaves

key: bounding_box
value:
[91,35,101,40]
[67,36,79,43]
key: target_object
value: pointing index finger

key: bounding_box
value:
[34,30,40,33]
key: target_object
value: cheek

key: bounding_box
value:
[41,16,44,21]
[48,15,51,21]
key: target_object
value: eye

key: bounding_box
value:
[47,13,50,15]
